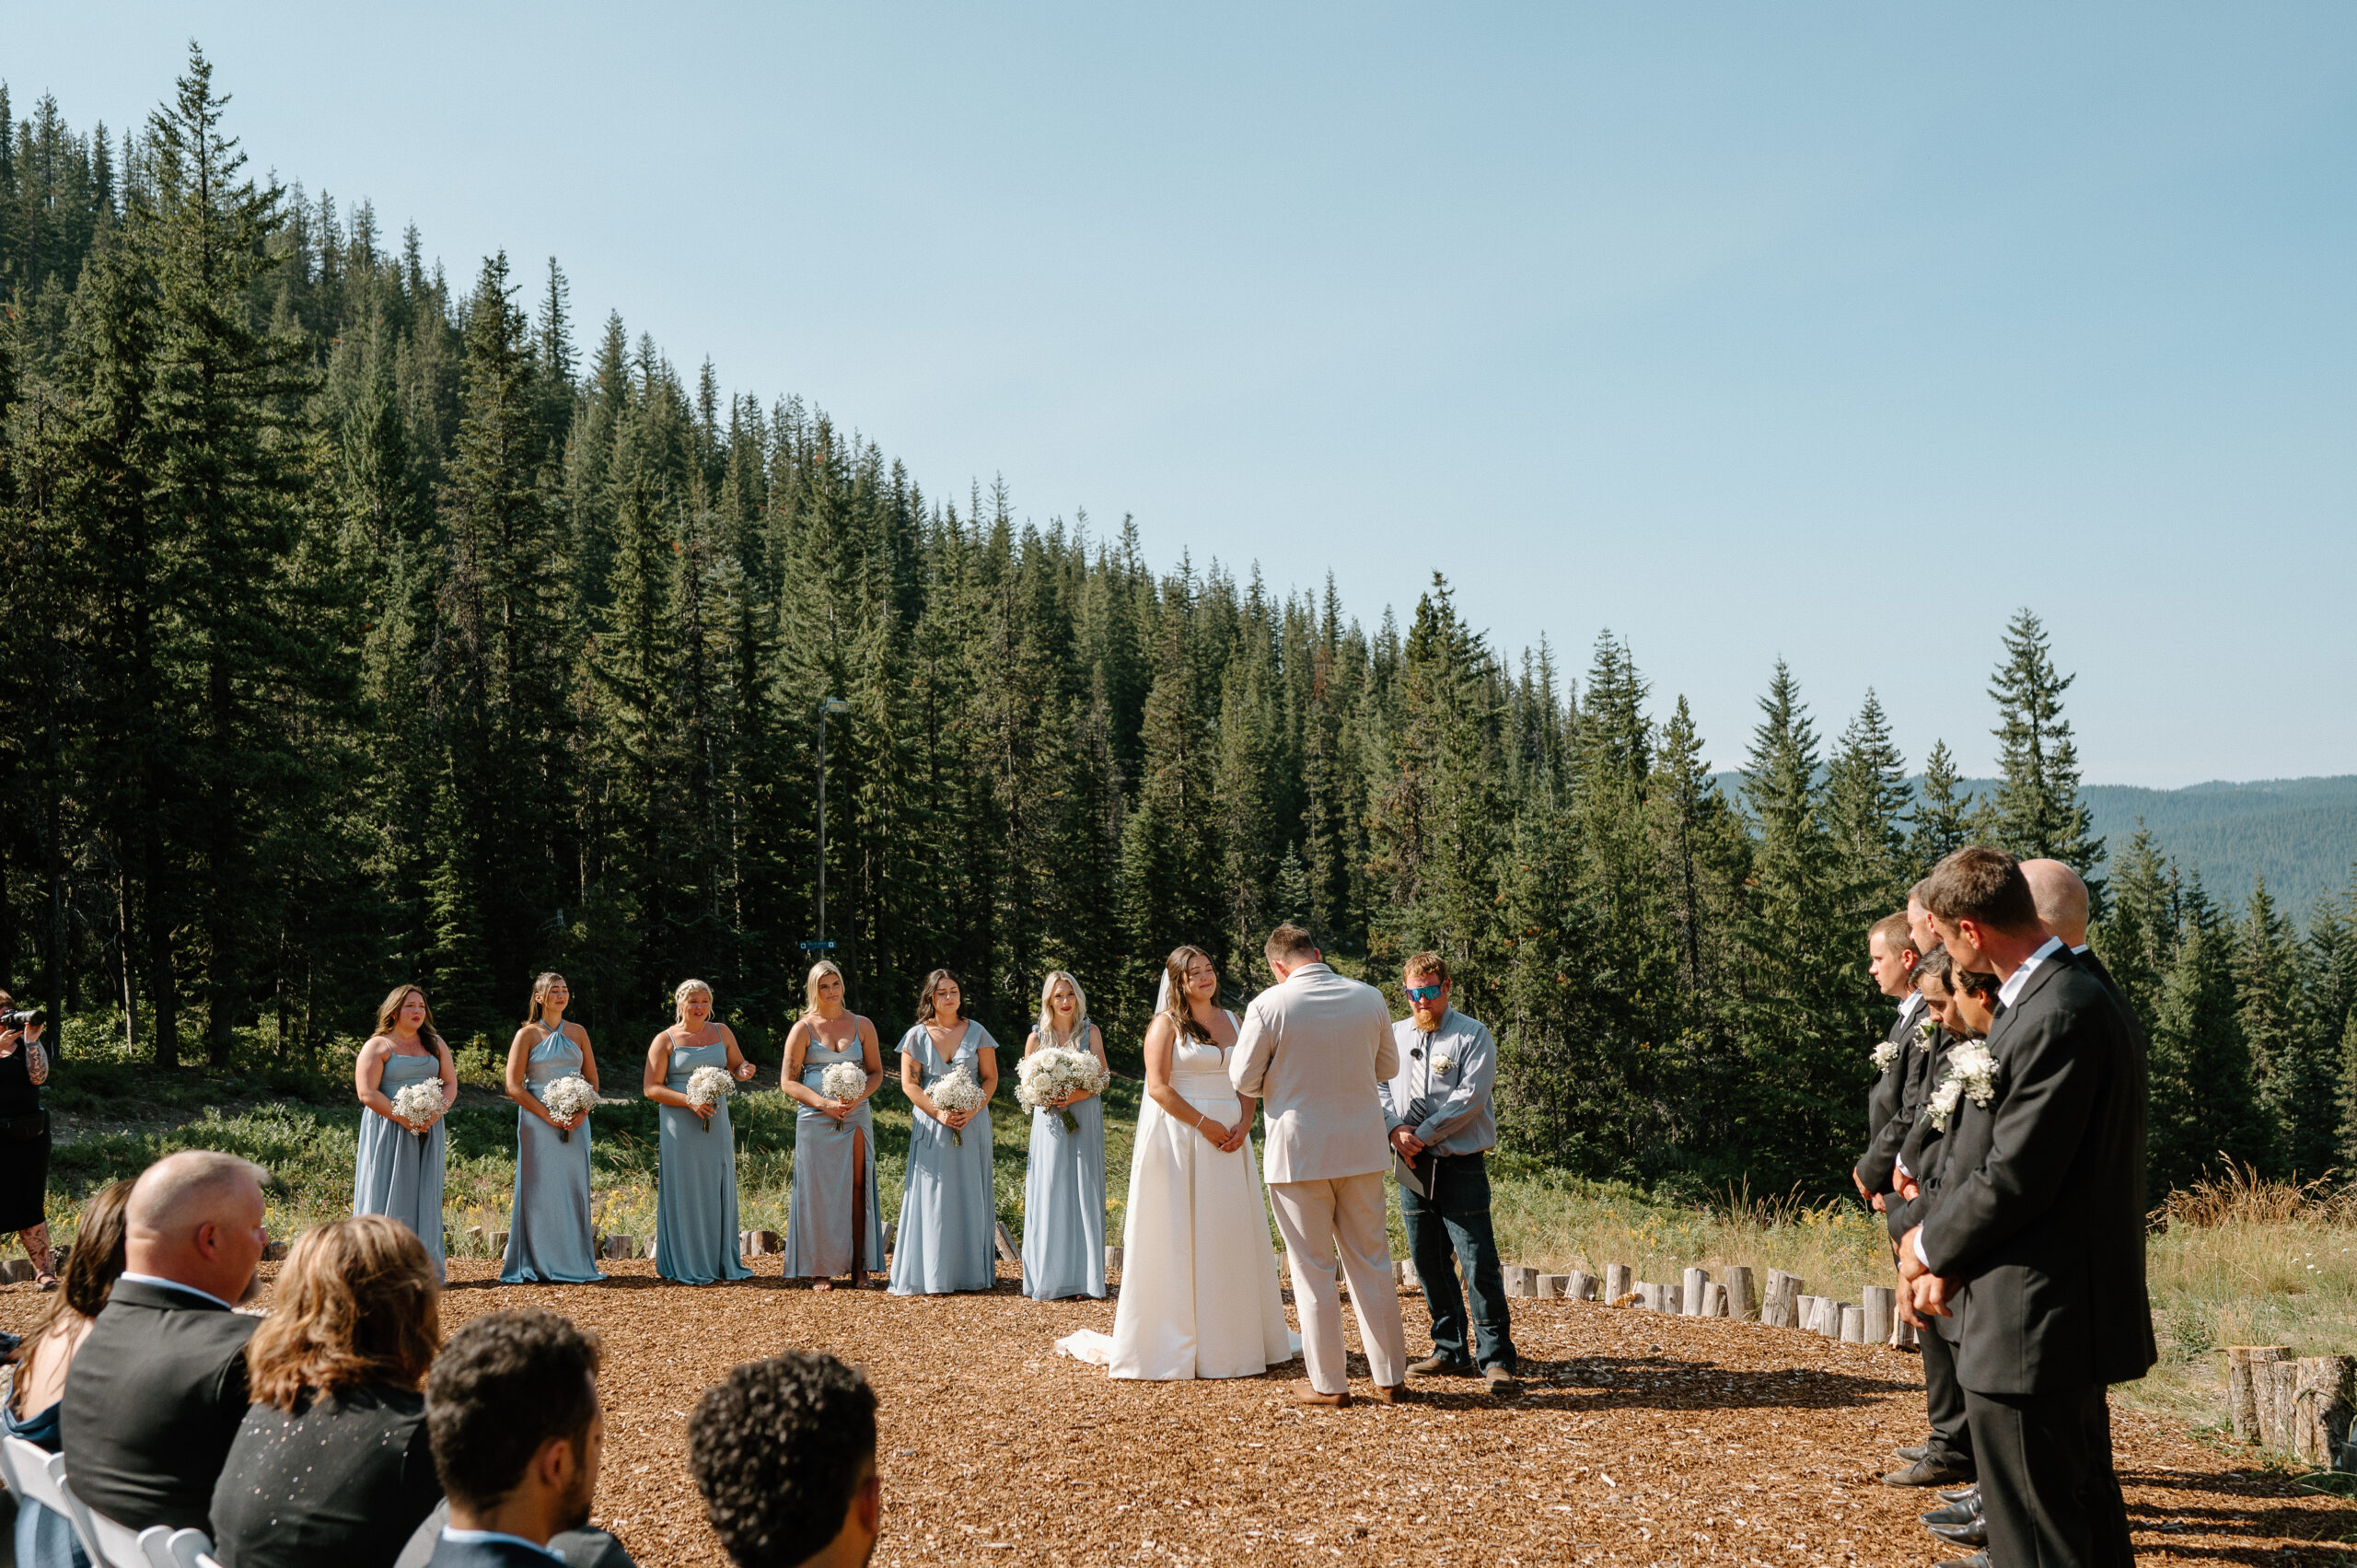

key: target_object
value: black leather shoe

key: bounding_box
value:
[1928,1516,1988,1548]
[1933,1553,1989,1568]
[1894,1443,1929,1461]
[1936,1483,1978,1504]
[1408,1354,1475,1377]
[1921,1486,1980,1527]
[1881,1456,1974,1487]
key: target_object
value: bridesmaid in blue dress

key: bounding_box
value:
[352,985,457,1283]
[780,959,886,1289]
[501,972,605,1283]
[1020,970,1109,1301]
[888,969,1000,1295]
[642,978,756,1283]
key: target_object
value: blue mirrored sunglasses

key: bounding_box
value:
[1405,984,1445,1003]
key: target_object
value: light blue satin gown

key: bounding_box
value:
[784,1029,886,1279]
[656,1039,751,1283]
[888,1019,998,1295]
[502,1024,604,1283]
[354,1049,447,1282]
[1020,1024,1107,1301]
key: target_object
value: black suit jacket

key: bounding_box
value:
[62,1278,259,1531]
[1919,948,2156,1394]
[424,1536,568,1568]
[1856,998,1932,1195]
[1887,1024,1961,1244]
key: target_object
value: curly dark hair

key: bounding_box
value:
[425,1308,602,1511]
[689,1353,877,1568]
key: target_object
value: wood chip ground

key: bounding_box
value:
[6,1263,2349,1567]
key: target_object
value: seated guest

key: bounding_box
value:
[424,1309,605,1568]
[7,1180,134,1568]
[688,1353,880,1568]
[62,1151,270,1531]
[211,1216,444,1568]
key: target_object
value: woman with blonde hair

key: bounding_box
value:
[780,960,886,1288]
[1019,970,1109,1301]
[6,1179,132,1568]
[211,1215,444,1568]
[500,972,603,1283]
[888,968,1000,1295]
[352,984,458,1281]
[643,978,756,1283]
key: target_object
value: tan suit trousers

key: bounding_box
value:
[1268,1172,1406,1394]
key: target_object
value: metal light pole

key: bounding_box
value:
[818,697,849,940]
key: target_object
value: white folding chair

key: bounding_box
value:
[0,1435,106,1568]
[161,1527,215,1568]
[77,1497,162,1568]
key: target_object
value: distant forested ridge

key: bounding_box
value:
[4,54,2353,1197]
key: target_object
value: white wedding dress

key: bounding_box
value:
[1059,1015,1295,1379]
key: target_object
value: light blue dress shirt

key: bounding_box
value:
[1378,1008,1498,1156]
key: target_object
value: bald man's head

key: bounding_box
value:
[2020,859,2089,947]
[126,1151,270,1302]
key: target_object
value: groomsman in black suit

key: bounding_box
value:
[424,1309,607,1568]
[1899,847,2153,1568]
[1853,912,1930,1213]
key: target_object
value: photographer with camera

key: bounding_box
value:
[0,989,56,1288]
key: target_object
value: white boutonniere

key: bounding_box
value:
[1926,1042,1999,1131]
[1912,1018,1938,1052]
[1871,1039,1901,1074]
[1432,1054,1454,1074]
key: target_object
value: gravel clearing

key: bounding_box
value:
[5,1262,2348,1566]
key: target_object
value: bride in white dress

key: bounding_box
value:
[1080,944,1294,1379]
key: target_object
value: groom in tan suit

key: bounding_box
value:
[1229,923,1411,1407]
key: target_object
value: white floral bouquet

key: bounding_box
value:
[389,1080,445,1147]
[928,1066,987,1145]
[1925,1042,1999,1132]
[820,1061,867,1104]
[1016,1047,1110,1133]
[685,1064,736,1132]
[539,1074,604,1143]
[1912,1017,1939,1052]
[1871,1038,1901,1074]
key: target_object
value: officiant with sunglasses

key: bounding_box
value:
[1380,953,1518,1395]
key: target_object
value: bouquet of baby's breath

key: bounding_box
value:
[389,1080,445,1149]
[539,1074,605,1143]
[685,1064,735,1132]
[1925,1041,1998,1132]
[820,1061,867,1104]
[1016,1047,1111,1133]
[928,1067,987,1145]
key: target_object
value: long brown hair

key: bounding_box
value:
[247,1214,442,1411]
[9,1180,133,1415]
[1162,947,1217,1046]
[525,972,568,1028]
[375,984,442,1046]
[916,969,966,1025]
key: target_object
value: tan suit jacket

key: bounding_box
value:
[1228,962,1399,1184]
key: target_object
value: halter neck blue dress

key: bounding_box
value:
[888,1019,998,1295]
[1020,1023,1107,1301]
[502,1024,603,1283]
[354,1048,447,1282]
[655,1038,751,1283]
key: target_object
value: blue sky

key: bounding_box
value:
[15,4,2355,785]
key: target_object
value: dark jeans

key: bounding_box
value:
[1400,1151,1515,1372]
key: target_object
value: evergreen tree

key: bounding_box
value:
[2148,878,2267,1190]
[1987,609,2107,904]
[1825,689,1910,918]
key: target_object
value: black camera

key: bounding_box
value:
[1,1009,43,1030]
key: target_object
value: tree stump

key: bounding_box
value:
[1505,1265,1538,1298]
[1795,1294,1820,1332]
[2293,1356,2355,1467]
[1840,1305,1865,1343]
[1605,1263,1631,1301]
[1398,1256,1421,1290]
[1760,1272,1802,1329]
[1538,1273,1569,1298]
[2229,1347,2290,1443]
[1682,1268,1710,1316]
[883,1220,896,1255]
[994,1221,1019,1262]
[1724,1265,1756,1320]
[756,1229,782,1255]
[1862,1285,1896,1344]
[1705,1282,1730,1318]
[1895,1318,1918,1349]
[1565,1270,1597,1302]
[1105,1244,1124,1273]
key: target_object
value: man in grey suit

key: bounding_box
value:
[1230,923,1410,1408]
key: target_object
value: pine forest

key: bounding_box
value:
[4,54,2354,1201]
